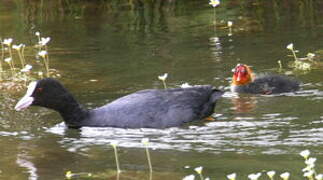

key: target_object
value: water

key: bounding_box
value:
[1,0,323,179]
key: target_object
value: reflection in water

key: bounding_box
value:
[231,96,257,113]
[16,153,38,180]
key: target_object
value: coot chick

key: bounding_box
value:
[231,64,300,94]
[15,78,224,128]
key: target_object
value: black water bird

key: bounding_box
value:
[15,78,224,128]
[231,64,300,94]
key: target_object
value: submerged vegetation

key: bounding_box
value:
[285,43,323,72]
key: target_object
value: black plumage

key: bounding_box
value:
[15,78,224,128]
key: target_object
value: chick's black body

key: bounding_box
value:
[21,78,223,128]
[231,74,300,94]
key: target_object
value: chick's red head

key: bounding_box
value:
[232,64,254,86]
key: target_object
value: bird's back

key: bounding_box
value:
[233,74,300,94]
[85,86,223,128]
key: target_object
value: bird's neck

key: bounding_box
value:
[59,103,89,128]
[54,93,89,128]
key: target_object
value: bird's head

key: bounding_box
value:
[232,64,254,86]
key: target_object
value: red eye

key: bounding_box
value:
[36,88,43,92]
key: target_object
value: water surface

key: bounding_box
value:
[1,0,323,179]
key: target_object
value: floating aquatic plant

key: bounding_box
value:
[38,50,50,77]
[158,73,168,89]
[286,43,322,71]
[21,64,32,85]
[142,138,153,174]
[0,37,4,72]
[194,166,204,180]
[110,140,121,174]
[12,43,26,68]
[65,171,92,179]
[267,170,276,180]
[227,21,233,36]
[248,172,261,180]
[0,32,58,91]
[183,174,195,180]
[209,0,220,30]
[3,38,15,70]
[280,172,290,180]
[227,173,236,180]
[287,43,298,61]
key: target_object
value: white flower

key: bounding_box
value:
[307,53,315,59]
[35,31,40,36]
[227,21,233,27]
[227,173,236,180]
[38,50,48,58]
[209,0,220,7]
[302,164,314,172]
[182,175,195,180]
[158,73,168,81]
[280,172,290,180]
[286,43,294,50]
[4,57,12,63]
[194,166,203,174]
[141,138,149,145]
[248,173,261,180]
[21,64,33,72]
[12,44,23,50]
[300,150,310,159]
[180,83,192,88]
[267,171,276,179]
[38,71,43,77]
[65,171,74,179]
[110,140,119,147]
[304,170,314,178]
[315,174,323,180]
[39,37,51,46]
[3,38,13,46]
[305,157,317,166]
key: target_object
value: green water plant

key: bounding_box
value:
[20,64,32,86]
[228,21,233,36]
[300,149,310,160]
[158,73,168,89]
[286,43,321,71]
[209,0,220,27]
[4,57,15,77]
[3,38,15,69]
[12,44,26,68]
[266,170,276,180]
[277,60,283,70]
[110,140,121,174]
[286,43,298,61]
[194,166,204,180]
[38,50,50,77]
[248,172,261,180]
[183,174,195,180]
[142,138,153,173]
[35,32,41,51]
[280,172,290,180]
[0,37,4,72]
[227,172,237,180]
[65,171,92,179]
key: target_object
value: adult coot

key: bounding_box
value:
[230,64,300,94]
[15,78,224,128]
